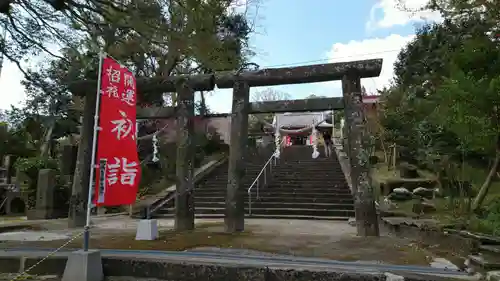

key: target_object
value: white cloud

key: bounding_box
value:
[326,34,415,95]
[0,61,26,110]
[203,86,261,114]
[207,34,418,113]
[228,0,248,13]
[367,0,442,29]
[200,89,232,114]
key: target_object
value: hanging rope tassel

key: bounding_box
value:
[152,133,159,162]
[274,129,281,159]
[311,123,319,159]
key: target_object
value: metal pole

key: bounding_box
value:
[256,178,259,200]
[83,51,105,252]
[248,192,252,215]
[264,168,266,186]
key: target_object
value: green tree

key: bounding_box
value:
[9,0,257,227]
[431,33,500,211]
[381,17,490,165]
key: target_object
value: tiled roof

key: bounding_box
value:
[276,112,330,127]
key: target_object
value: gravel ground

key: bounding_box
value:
[0,216,469,268]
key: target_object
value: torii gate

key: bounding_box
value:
[69,59,382,236]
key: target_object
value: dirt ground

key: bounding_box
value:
[0,216,470,267]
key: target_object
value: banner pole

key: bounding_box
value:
[83,51,105,252]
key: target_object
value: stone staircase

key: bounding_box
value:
[152,147,274,218]
[252,145,354,220]
[154,145,354,220]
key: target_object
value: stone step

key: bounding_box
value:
[203,171,263,174]
[270,171,346,175]
[280,156,335,159]
[152,213,350,220]
[273,161,341,164]
[204,173,345,183]
[278,163,344,166]
[199,182,350,189]
[251,186,351,195]
[270,173,346,176]
[198,186,351,193]
[468,254,500,270]
[194,202,354,210]
[265,181,349,185]
[480,245,500,255]
[208,169,345,174]
[156,207,355,217]
[270,172,345,178]
[189,196,354,204]
[265,186,350,191]
[203,178,347,184]
[205,173,346,178]
[446,230,500,245]
[193,190,353,198]
[198,183,350,189]
[198,179,257,184]
[152,147,354,220]
[277,163,341,167]
[209,165,343,169]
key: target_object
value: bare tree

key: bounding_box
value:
[249,88,292,128]
[306,94,326,99]
[252,88,291,102]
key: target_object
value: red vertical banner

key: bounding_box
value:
[93,56,141,206]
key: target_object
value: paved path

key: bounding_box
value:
[0,247,475,280]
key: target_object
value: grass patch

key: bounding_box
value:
[0,216,27,223]
[0,222,258,252]
[92,229,255,251]
[0,224,45,234]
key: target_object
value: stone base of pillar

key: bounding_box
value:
[135,219,159,240]
[62,250,103,281]
[97,207,106,216]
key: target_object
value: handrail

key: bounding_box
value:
[247,138,284,215]
[147,138,284,217]
[148,156,228,215]
[0,197,7,212]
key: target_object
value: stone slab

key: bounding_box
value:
[487,271,500,281]
[135,219,158,240]
[0,250,476,281]
[62,250,103,281]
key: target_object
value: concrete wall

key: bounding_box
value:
[154,116,232,144]
[0,255,439,281]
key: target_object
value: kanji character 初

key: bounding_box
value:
[110,110,135,140]
[104,85,119,98]
[124,72,135,89]
[106,65,121,83]
[121,89,135,106]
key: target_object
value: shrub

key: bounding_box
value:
[14,157,58,190]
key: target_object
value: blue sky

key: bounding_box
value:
[204,0,442,112]
[0,0,441,113]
